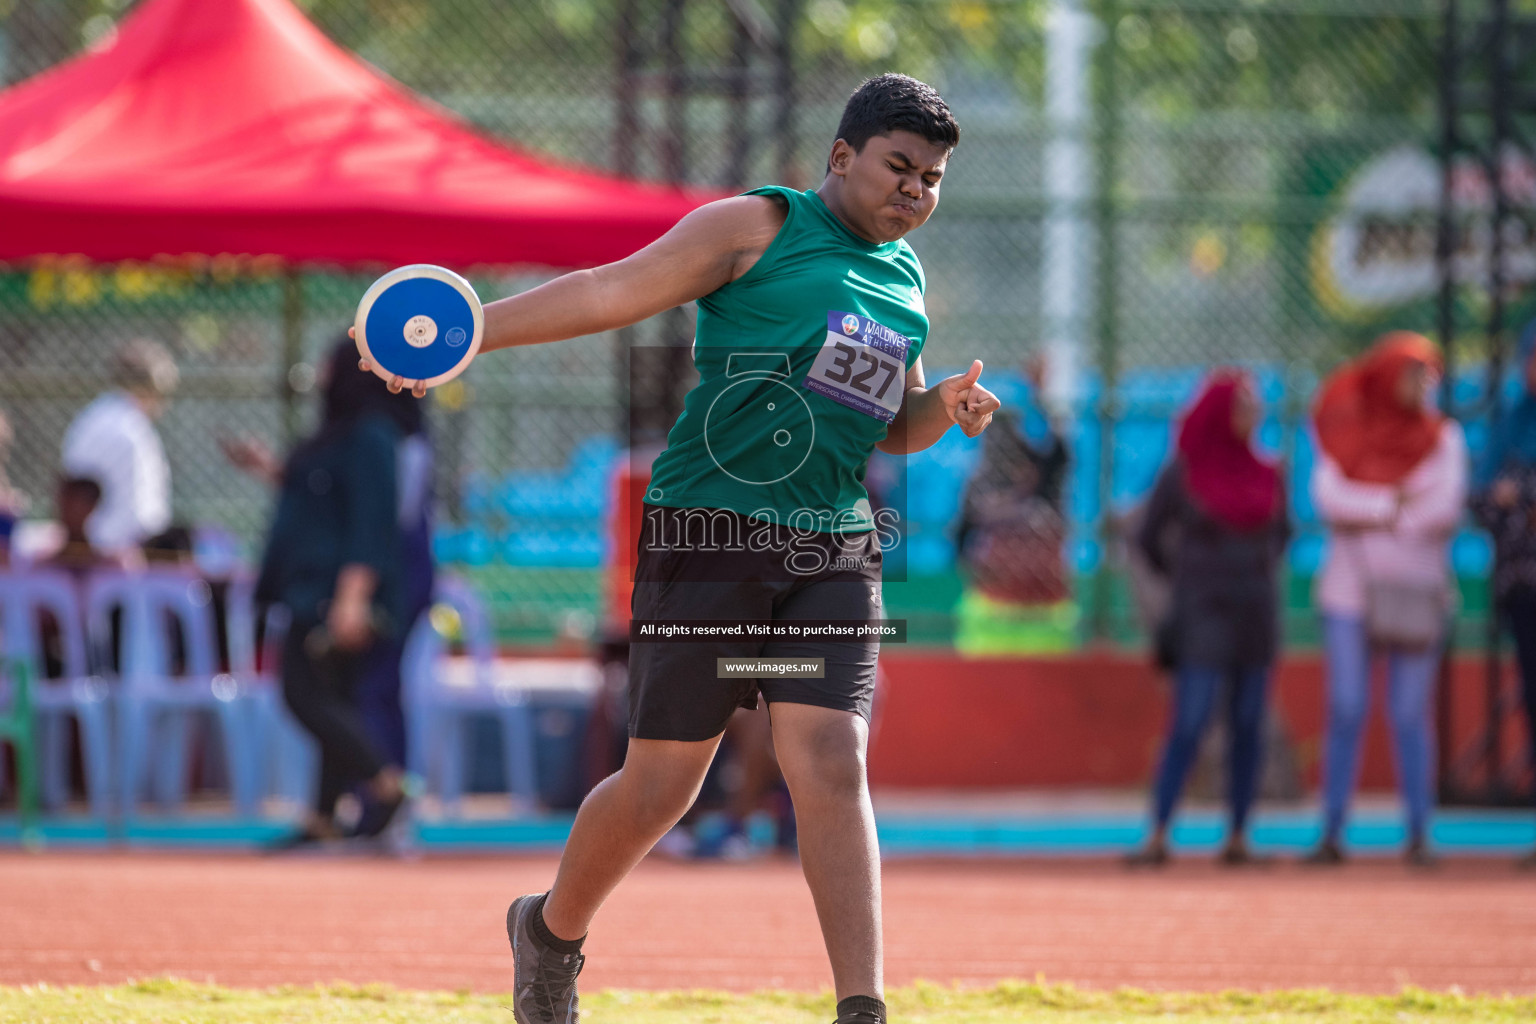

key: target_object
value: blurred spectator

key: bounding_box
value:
[651,707,788,861]
[255,340,410,846]
[1127,371,1290,867]
[720,708,793,855]
[361,370,434,770]
[32,476,128,684]
[0,406,25,566]
[37,476,129,580]
[1469,321,1536,870]
[953,356,1074,654]
[226,339,433,773]
[1307,332,1466,867]
[60,339,178,557]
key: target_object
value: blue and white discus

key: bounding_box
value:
[354,264,484,388]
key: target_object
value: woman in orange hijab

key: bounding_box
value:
[1308,332,1467,867]
[1313,332,1447,486]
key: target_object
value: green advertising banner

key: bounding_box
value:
[1301,140,1536,353]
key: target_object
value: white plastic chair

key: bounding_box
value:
[0,569,113,816]
[88,570,261,816]
[225,575,315,810]
[402,577,539,814]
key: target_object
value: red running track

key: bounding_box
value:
[3,852,1534,995]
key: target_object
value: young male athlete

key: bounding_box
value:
[361,73,998,1024]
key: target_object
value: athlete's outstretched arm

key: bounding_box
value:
[478,197,777,353]
[877,357,1000,454]
[354,197,783,386]
[357,196,784,394]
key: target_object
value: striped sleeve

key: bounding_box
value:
[1397,423,1468,537]
[1311,453,1397,527]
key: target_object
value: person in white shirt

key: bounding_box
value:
[60,339,179,557]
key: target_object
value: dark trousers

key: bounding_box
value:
[1153,664,1270,832]
[281,622,385,818]
[1501,587,1536,805]
[356,535,433,768]
[356,634,409,769]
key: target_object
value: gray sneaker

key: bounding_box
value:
[506,894,584,1024]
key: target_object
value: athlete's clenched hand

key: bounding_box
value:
[936,360,1001,437]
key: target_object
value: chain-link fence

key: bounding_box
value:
[0,0,1520,647]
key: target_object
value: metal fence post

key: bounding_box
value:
[1091,0,1122,643]
[280,268,305,446]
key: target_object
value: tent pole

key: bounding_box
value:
[281,268,304,445]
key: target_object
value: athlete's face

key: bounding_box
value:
[826,130,949,244]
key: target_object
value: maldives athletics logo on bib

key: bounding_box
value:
[803,311,909,424]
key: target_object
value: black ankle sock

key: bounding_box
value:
[836,995,886,1022]
[531,893,586,955]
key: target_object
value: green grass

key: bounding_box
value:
[4,979,1536,1023]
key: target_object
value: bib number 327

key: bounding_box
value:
[802,311,910,424]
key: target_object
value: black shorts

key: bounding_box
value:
[627,504,883,741]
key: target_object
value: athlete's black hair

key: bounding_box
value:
[834,73,959,153]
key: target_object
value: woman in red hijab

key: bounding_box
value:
[1308,332,1466,867]
[1128,370,1291,867]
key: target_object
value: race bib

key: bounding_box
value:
[802,311,910,423]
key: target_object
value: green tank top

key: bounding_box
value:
[645,185,928,532]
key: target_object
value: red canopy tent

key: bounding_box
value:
[0,0,713,268]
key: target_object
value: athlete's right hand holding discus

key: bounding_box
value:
[358,75,999,1024]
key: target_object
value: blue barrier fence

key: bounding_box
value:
[439,365,1511,584]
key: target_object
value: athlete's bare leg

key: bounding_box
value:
[768,701,882,1002]
[539,735,724,941]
